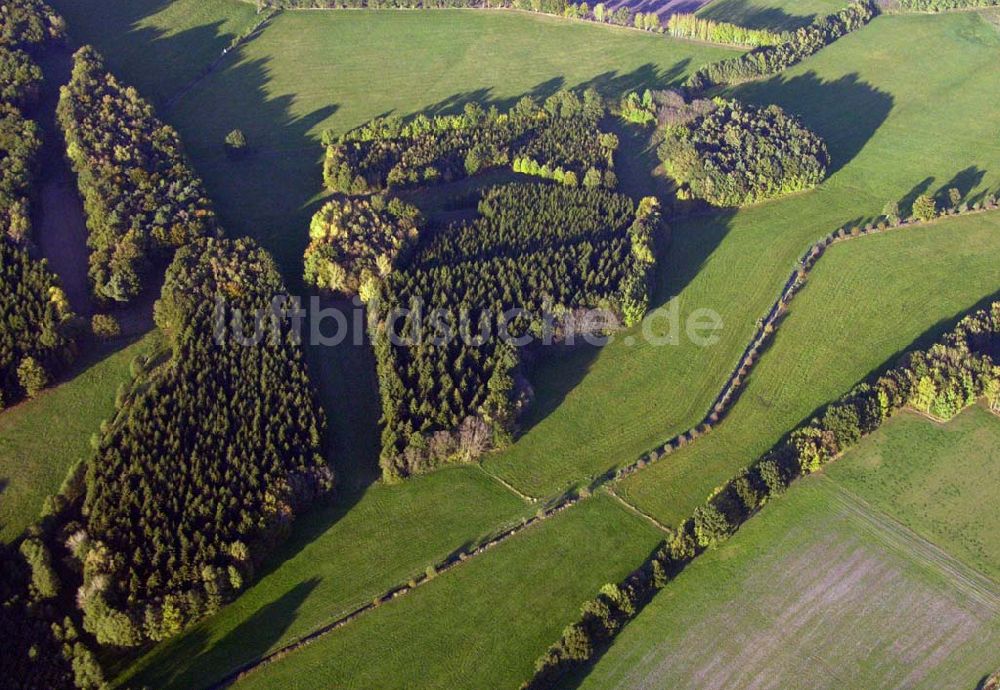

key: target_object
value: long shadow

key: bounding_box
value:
[697,0,822,31]
[131,578,321,690]
[936,166,986,206]
[735,71,894,178]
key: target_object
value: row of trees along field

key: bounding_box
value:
[665,13,787,47]
[0,0,76,411]
[524,300,1000,688]
[1,5,103,688]
[57,46,219,304]
[656,98,829,207]
[685,0,878,91]
[51,237,333,646]
[366,184,660,480]
[893,0,1000,8]
[323,89,615,194]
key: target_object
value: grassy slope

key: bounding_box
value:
[619,210,1000,527]
[827,406,1000,582]
[577,445,1000,689]
[234,494,663,690]
[0,335,158,543]
[484,11,1000,496]
[53,0,258,102]
[121,466,530,688]
[697,0,846,31]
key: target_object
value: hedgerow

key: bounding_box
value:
[658,98,829,206]
[894,0,999,9]
[666,13,787,47]
[57,46,219,304]
[685,1,878,91]
[369,184,660,479]
[77,238,332,645]
[323,90,613,193]
[522,299,1000,688]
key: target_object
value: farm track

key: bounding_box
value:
[823,478,1000,615]
[204,204,1000,688]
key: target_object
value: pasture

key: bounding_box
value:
[697,0,846,30]
[0,335,158,543]
[618,210,1000,527]
[577,419,1000,689]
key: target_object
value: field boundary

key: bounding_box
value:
[194,201,1000,689]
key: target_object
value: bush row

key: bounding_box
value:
[893,0,999,9]
[686,1,878,91]
[665,12,787,47]
[523,298,1000,688]
[57,46,219,304]
[323,89,611,194]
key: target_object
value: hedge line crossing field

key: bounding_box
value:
[482,11,1000,496]
[617,210,1000,528]
[576,436,1000,690]
[232,494,664,690]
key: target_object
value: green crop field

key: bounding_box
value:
[232,493,663,690]
[618,210,1000,527]
[0,335,158,543]
[575,409,1000,689]
[697,0,847,31]
[827,406,1000,581]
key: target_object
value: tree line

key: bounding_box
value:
[893,0,999,9]
[685,1,878,91]
[57,46,219,304]
[522,298,1000,688]
[366,184,659,480]
[657,98,829,207]
[324,89,613,194]
[665,13,787,47]
[0,0,76,410]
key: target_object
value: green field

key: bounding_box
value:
[576,408,1000,689]
[483,10,1000,497]
[698,0,846,31]
[827,406,1000,581]
[0,335,158,543]
[233,494,663,690]
[120,466,530,687]
[618,210,1000,527]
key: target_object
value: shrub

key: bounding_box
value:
[90,313,120,339]
[16,355,48,398]
[224,128,248,158]
[911,194,937,222]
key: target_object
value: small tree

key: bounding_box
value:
[17,356,48,398]
[947,187,961,210]
[91,313,121,339]
[911,194,937,222]
[883,200,900,227]
[693,504,733,548]
[224,129,248,159]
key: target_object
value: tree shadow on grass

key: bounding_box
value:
[127,578,321,690]
[697,0,823,32]
[735,71,894,178]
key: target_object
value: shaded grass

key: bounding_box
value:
[575,469,1000,689]
[827,405,1000,582]
[0,334,159,543]
[697,0,847,31]
[233,494,664,690]
[618,210,1000,527]
[119,466,530,688]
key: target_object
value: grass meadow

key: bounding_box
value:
[618,210,1000,527]
[233,494,664,690]
[0,335,159,543]
[576,408,1000,689]
[697,0,846,31]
